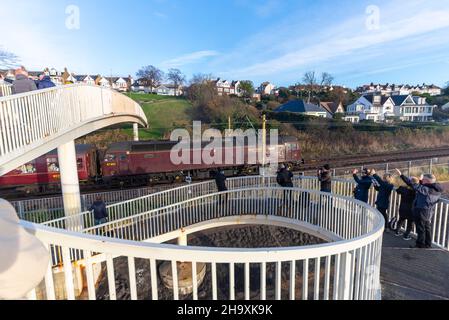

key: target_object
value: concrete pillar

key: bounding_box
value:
[58,140,83,231]
[133,123,139,141]
[177,232,187,246]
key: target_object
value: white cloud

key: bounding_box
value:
[161,50,219,68]
[217,0,449,80]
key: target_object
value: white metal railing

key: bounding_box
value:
[42,176,321,230]
[12,184,180,224]
[41,175,449,251]
[22,186,384,301]
[0,83,12,97]
[13,155,449,224]
[0,84,147,175]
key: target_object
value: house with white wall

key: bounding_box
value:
[213,79,242,96]
[391,95,435,122]
[95,76,111,88]
[105,77,133,92]
[357,83,442,97]
[257,82,276,95]
[155,84,183,96]
[75,75,96,86]
[347,94,435,122]
[346,95,395,122]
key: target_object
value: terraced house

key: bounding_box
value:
[346,94,436,122]
[357,83,442,96]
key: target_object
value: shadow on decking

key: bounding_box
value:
[381,232,449,300]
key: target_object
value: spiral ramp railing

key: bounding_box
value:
[15,176,392,301]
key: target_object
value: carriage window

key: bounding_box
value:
[144,154,156,159]
[18,163,36,174]
[105,154,116,161]
[119,154,128,161]
[47,158,60,172]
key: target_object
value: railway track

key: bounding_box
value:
[3,146,449,201]
[301,146,449,171]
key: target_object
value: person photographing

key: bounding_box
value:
[317,164,332,193]
[395,169,443,249]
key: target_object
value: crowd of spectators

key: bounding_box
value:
[0,66,55,96]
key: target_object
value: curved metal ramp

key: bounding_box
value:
[0,84,147,175]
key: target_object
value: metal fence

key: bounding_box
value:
[40,175,449,251]
[12,156,449,224]
[0,83,12,97]
[22,185,384,301]
[303,156,449,180]
[11,184,182,223]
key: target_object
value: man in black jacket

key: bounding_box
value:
[395,177,419,240]
[372,170,394,230]
[277,165,294,203]
[277,165,293,188]
[352,169,373,203]
[214,170,228,204]
[396,169,443,248]
[317,164,332,193]
[89,196,108,226]
[214,170,227,192]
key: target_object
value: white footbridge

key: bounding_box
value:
[0,84,147,216]
[1,86,449,300]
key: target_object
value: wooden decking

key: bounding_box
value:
[381,232,449,300]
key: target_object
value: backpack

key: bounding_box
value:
[276,172,285,186]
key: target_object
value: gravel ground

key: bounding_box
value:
[95,225,327,300]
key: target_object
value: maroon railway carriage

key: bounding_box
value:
[0,144,99,193]
[101,136,302,185]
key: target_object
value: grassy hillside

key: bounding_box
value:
[78,92,449,161]
[123,93,194,140]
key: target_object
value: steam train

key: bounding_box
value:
[0,136,302,194]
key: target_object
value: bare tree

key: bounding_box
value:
[186,73,216,103]
[167,68,185,96]
[320,72,334,87]
[136,65,164,93]
[0,48,19,69]
[190,73,214,85]
[302,71,317,103]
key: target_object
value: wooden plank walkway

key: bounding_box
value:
[381,231,449,300]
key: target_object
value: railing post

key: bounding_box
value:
[18,201,24,220]
[81,195,87,211]
[408,161,412,176]
[429,158,433,174]
[338,252,352,300]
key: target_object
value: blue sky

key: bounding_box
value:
[1,0,449,88]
